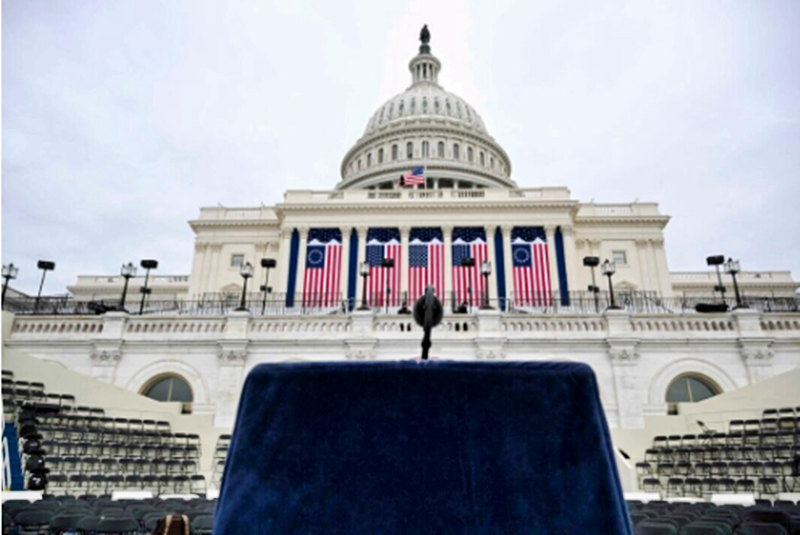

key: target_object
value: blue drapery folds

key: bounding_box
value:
[215,361,632,535]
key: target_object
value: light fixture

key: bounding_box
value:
[602,260,620,310]
[480,260,493,309]
[34,260,56,313]
[724,258,746,309]
[138,259,159,315]
[119,262,137,311]
[2,263,19,307]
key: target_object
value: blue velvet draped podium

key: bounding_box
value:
[214,361,632,534]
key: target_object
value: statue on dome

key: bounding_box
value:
[420,25,430,45]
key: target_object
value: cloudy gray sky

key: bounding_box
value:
[3,0,799,294]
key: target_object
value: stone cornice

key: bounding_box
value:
[575,216,671,228]
[189,219,281,230]
[275,200,579,214]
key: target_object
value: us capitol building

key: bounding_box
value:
[5,29,799,431]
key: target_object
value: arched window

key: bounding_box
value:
[357,159,361,171]
[142,375,193,403]
[467,147,474,162]
[422,141,429,157]
[437,141,445,158]
[367,153,372,167]
[406,142,413,159]
[391,144,398,161]
[490,157,495,169]
[480,152,485,166]
[666,375,719,404]
[378,148,384,164]
[453,144,460,160]
[398,101,405,115]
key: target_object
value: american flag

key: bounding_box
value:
[400,166,425,187]
[409,228,444,304]
[303,228,342,308]
[511,227,552,307]
[366,228,402,307]
[452,227,488,307]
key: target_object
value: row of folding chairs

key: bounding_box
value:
[652,429,800,450]
[640,476,789,497]
[763,406,800,419]
[42,441,200,459]
[645,444,798,463]
[46,474,208,496]
[37,427,198,447]
[37,412,176,432]
[638,460,795,478]
[46,456,199,475]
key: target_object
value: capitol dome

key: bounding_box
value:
[338,27,514,191]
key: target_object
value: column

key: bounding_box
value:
[355,226,368,305]
[277,228,293,295]
[400,226,410,304]
[562,225,578,295]
[634,238,651,292]
[544,225,560,296]
[295,227,309,298]
[340,227,352,308]
[501,225,514,306]
[443,225,453,305]
[208,243,223,295]
[484,225,499,305]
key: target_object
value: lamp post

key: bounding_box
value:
[381,258,394,314]
[34,261,56,313]
[119,262,137,311]
[260,258,276,314]
[461,258,475,309]
[582,256,600,313]
[138,259,158,315]
[706,255,726,303]
[2,263,19,307]
[602,259,620,310]
[358,262,370,310]
[480,260,493,309]
[237,262,254,311]
[725,258,746,309]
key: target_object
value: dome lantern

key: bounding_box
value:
[409,25,441,86]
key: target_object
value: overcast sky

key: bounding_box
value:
[3,0,799,294]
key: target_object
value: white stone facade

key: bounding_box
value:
[5,309,800,430]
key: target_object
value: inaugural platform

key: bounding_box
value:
[214,360,632,534]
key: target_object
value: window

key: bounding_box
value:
[426,178,434,189]
[612,251,627,265]
[392,144,398,161]
[490,157,495,169]
[407,142,413,159]
[437,141,445,158]
[367,153,372,167]
[439,179,454,189]
[666,375,719,404]
[143,375,193,403]
[453,143,460,160]
[422,141,429,157]
[357,159,361,171]
[378,148,384,164]
[231,254,244,267]
[480,152,485,166]
[467,147,473,162]
[398,101,404,115]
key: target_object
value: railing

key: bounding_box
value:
[4,292,799,317]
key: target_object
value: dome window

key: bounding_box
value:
[445,100,451,114]
[423,98,428,110]
[411,98,416,112]
[367,153,372,167]
[437,141,445,158]
[467,147,474,163]
[406,142,414,159]
[480,152,485,166]
[434,99,440,111]
[392,144,398,161]
[398,101,404,115]
[456,102,463,117]
[490,157,495,169]
[422,141,429,158]
[358,159,362,171]
[453,143,460,160]
[378,148,384,164]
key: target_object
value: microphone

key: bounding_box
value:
[413,286,443,360]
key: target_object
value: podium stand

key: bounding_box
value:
[214,361,632,534]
